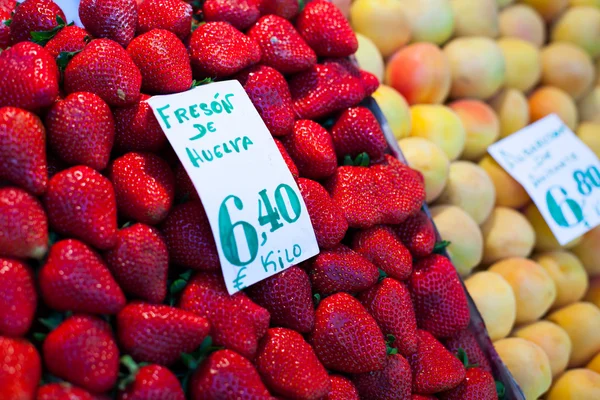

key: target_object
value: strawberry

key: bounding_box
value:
[40,239,126,314]
[104,223,168,304]
[173,162,200,201]
[0,42,59,110]
[412,396,437,400]
[203,0,260,31]
[0,8,11,50]
[137,0,192,40]
[0,337,40,400]
[310,292,387,374]
[408,330,466,394]
[246,266,315,333]
[352,354,412,400]
[161,202,220,270]
[44,166,118,249]
[295,0,358,57]
[189,22,260,78]
[116,302,210,366]
[282,120,337,180]
[258,0,299,20]
[64,38,142,107]
[409,254,470,338]
[44,25,90,58]
[248,15,316,75]
[43,315,120,393]
[0,107,47,195]
[37,383,104,400]
[297,178,348,249]
[236,65,295,137]
[0,258,37,337]
[0,187,48,260]
[394,211,436,258]
[179,272,270,359]
[274,138,299,179]
[359,278,418,357]
[331,107,387,162]
[443,329,492,373]
[127,29,192,94]
[9,0,65,44]
[352,226,412,281]
[46,92,115,171]
[118,359,185,400]
[325,375,359,400]
[189,349,272,400]
[79,0,137,47]
[289,63,365,120]
[108,152,175,225]
[256,328,330,399]
[0,0,14,14]
[113,94,167,154]
[324,58,379,97]
[309,245,379,295]
[438,367,498,400]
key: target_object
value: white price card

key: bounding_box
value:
[148,81,319,294]
[488,114,600,245]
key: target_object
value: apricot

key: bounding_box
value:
[385,43,451,105]
[481,207,536,265]
[498,38,542,93]
[430,205,484,276]
[528,86,579,131]
[409,104,466,161]
[497,0,514,7]
[547,369,600,399]
[499,4,546,47]
[465,271,516,340]
[552,6,600,59]
[584,277,600,309]
[570,0,600,6]
[534,251,589,310]
[479,155,530,208]
[521,0,568,22]
[579,87,600,123]
[448,100,499,161]
[587,352,600,374]
[444,37,506,100]
[371,85,411,141]
[398,138,450,203]
[524,203,582,251]
[548,302,600,367]
[541,42,595,100]
[572,226,600,277]
[400,0,454,45]
[488,88,530,138]
[450,0,499,38]
[355,33,384,83]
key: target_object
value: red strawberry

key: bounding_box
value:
[173,162,200,201]
[246,266,315,333]
[161,202,220,270]
[113,94,167,154]
[37,382,102,400]
[137,0,192,40]
[438,367,498,400]
[309,245,379,295]
[0,187,48,260]
[324,58,379,97]
[408,330,466,394]
[0,337,40,400]
[0,42,59,110]
[109,152,175,225]
[352,225,412,280]
[44,25,90,58]
[189,22,260,78]
[64,38,142,107]
[237,65,295,137]
[297,178,348,249]
[352,354,412,400]
[203,0,260,31]
[248,15,316,75]
[359,278,418,357]
[412,396,437,400]
[325,375,359,400]
[0,8,11,49]
[409,254,470,338]
[443,329,492,374]
[40,239,126,314]
[295,0,357,57]
[104,223,168,304]
[127,29,192,94]
[258,0,299,20]
[44,166,118,249]
[394,211,436,258]
[310,292,387,373]
[46,92,115,171]
[189,349,272,400]
[179,272,270,359]
[256,328,330,399]
[0,258,37,337]
[274,138,299,179]
[0,0,14,14]
[43,315,120,393]
[79,0,137,47]
[289,63,365,120]
[282,120,337,180]
[0,107,47,195]
[9,0,65,44]
[118,359,185,400]
[117,302,210,366]
[331,107,387,162]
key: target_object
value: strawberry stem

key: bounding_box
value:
[31,15,66,46]
[496,381,506,399]
[118,355,140,391]
[313,293,321,307]
[433,240,451,254]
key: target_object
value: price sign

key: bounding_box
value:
[148,81,319,294]
[488,114,600,245]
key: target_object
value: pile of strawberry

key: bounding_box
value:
[0,0,502,399]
